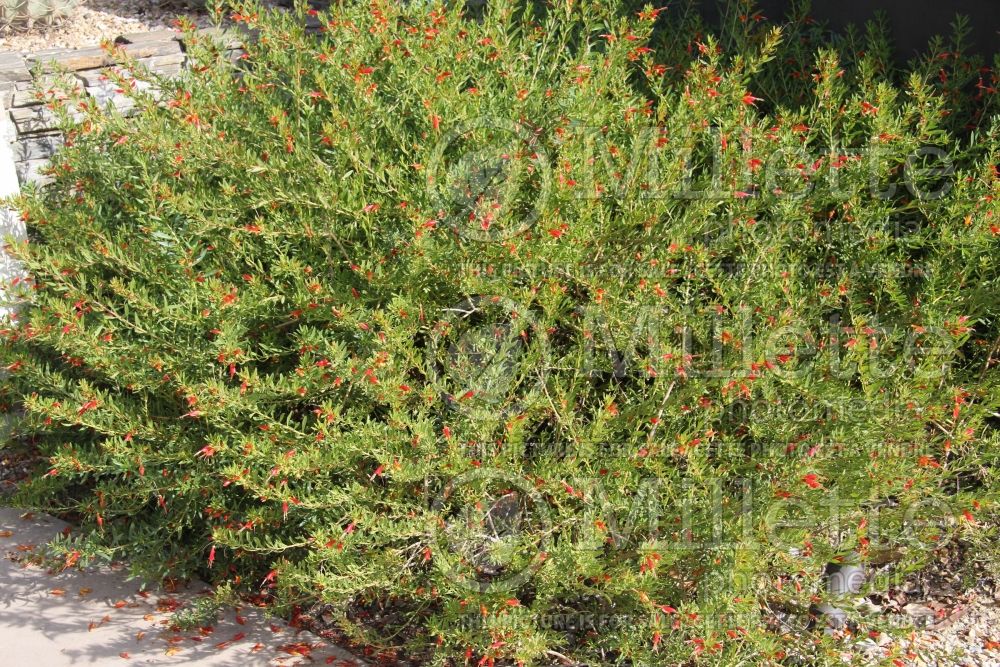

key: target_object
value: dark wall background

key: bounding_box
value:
[698,0,1000,62]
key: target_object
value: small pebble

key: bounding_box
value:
[0,0,213,53]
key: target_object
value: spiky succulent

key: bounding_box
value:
[0,0,79,32]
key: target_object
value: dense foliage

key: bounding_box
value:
[2,1,999,664]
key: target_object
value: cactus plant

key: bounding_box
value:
[0,0,79,33]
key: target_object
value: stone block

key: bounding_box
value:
[117,29,180,46]
[75,69,114,87]
[13,135,63,162]
[85,76,147,109]
[9,105,77,136]
[195,26,249,50]
[145,53,187,70]
[123,38,184,60]
[15,159,54,187]
[27,39,182,73]
[150,63,183,79]
[11,89,43,108]
[0,53,30,85]
[27,47,109,72]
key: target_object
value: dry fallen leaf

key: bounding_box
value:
[164,647,182,657]
[0,530,13,538]
[113,600,128,608]
[50,588,66,596]
[157,597,181,612]
[279,643,314,657]
[78,587,93,597]
[136,631,145,641]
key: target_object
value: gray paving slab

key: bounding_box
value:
[0,508,365,666]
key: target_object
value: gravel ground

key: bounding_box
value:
[0,0,212,54]
[901,596,1000,667]
[847,593,1000,666]
[0,507,366,666]
[892,546,1000,667]
[0,443,38,498]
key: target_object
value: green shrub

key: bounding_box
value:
[3,1,999,664]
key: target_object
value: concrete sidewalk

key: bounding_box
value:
[0,507,365,666]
